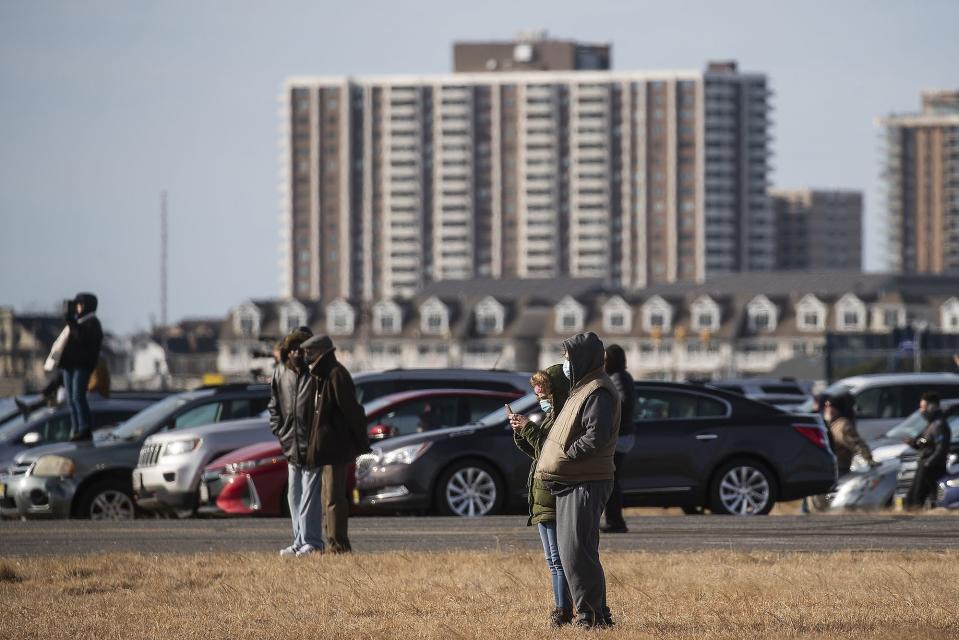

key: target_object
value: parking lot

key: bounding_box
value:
[2,513,956,556]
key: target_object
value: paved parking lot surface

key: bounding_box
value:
[1,514,956,556]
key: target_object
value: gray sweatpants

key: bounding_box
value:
[555,480,613,620]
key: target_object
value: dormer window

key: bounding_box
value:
[554,296,585,334]
[373,300,402,336]
[834,293,866,332]
[475,296,505,335]
[420,297,449,335]
[325,299,355,336]
[602,296,632,334]
[279,299,308,335]
[641,295,672,333]
[796,294,826,332]
[942,298,959,334]
[234,302,261,338]
[690,295,720,332]
[746,295,778,333]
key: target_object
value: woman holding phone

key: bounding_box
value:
[509,364,572,627]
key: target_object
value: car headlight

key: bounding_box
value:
[225,456,283,474]
[946,479,959,489]
[162,438,201,457]
[381,443,431,466]
[31,455,76,478]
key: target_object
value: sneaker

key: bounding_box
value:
[549,608,573,627]
[295,544,322,557]
[279,545,299,557]
[600,523,629,534]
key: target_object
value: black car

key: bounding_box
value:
[354,381,837,517]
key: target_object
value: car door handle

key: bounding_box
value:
[695,434,718,440]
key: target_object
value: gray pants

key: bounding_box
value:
[555,480,613,621]
[287,464,324,550]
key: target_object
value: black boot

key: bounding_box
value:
[549,607,573,627]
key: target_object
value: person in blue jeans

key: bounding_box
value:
[509,365,573,627]
[58,293,103,441]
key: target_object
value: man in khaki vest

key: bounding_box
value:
[535,332,620,629]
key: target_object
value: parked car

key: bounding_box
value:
[355,381,836,517]
[798,373,959,441]
[826,400,959,510]
[133,416,272,515]
[0,384,269,520]
[705,378,812,412]
[198,388,523,517]
[0,397,156,470]
[935,454,959,509]
[352,369,531,403]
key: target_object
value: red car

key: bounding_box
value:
[200,388,523,516]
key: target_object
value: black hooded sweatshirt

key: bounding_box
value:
[60,293,103,371]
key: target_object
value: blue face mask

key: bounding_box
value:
[539,399,552,413]
[562,360,572,381]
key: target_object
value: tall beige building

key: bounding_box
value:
[880,90,959,274]
[280,41,773,302]
[771,189,863,271]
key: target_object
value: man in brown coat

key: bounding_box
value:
[301,335,370,553]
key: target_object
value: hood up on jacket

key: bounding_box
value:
[73,292,98,318]
[561,331,605,387]
[544,363,571,414]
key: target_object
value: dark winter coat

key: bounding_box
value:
[513,364,570,526]
[268,362,316,466]
[608,369,636,438]
[306,351,371,468]
[535,332,620,484]
[908,408,952,473]
[59,293,103,371]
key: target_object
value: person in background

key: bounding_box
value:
[535,332,620,629]
[268,329,320,557]
[601,344,635,534]
[59,293,103,441]
[303,334,371,554]
[510,365,573,627]
[904,391,952,510]
[823,393,875,475]
[800,392,830,514]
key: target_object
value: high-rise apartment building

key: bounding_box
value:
[453,31,611,73]
[280,52,772,301]
[771,189,863,271]
[880,90,959,274]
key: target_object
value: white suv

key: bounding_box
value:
[133,416,272,514]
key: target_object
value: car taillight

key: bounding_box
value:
[793,425,828,450]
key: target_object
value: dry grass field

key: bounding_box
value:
[2,549,957,640]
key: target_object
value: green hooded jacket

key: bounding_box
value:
[512,363,570,526]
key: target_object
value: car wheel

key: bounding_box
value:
[435,460,504,517]
[709,459,777,516]
[76,480,136,521]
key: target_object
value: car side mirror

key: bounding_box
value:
[22,432,41,445]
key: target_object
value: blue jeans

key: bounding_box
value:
[287,464,324,550]
[62,368,92,436]
[538,522,572,611]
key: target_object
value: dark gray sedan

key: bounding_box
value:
[354,381,837,517]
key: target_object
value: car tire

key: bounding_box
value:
[75,479,137,521]
[709,459,777,516]
[434,459,504,517]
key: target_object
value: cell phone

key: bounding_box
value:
[505,403,514,415]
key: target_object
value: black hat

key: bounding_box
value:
[301,334,335,358]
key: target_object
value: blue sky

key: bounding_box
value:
[1,0,957,334]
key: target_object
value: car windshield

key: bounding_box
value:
[795,382,853,413]
[0,407,55,442]
[111,395,191,441]
[474,392,537,427]
[884,407,959,442]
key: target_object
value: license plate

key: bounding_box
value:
[0,483,5,500]
[352,488,360,505]
[199,482,210,504]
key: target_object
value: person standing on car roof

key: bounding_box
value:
[58,292,104,441]
[268,328,323,557]
[510,365,573,627]
[601,344,635,534]
[535,332,620,629]
[302,334,371,554]
[904,391,952,510]
[823,393,875,475]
